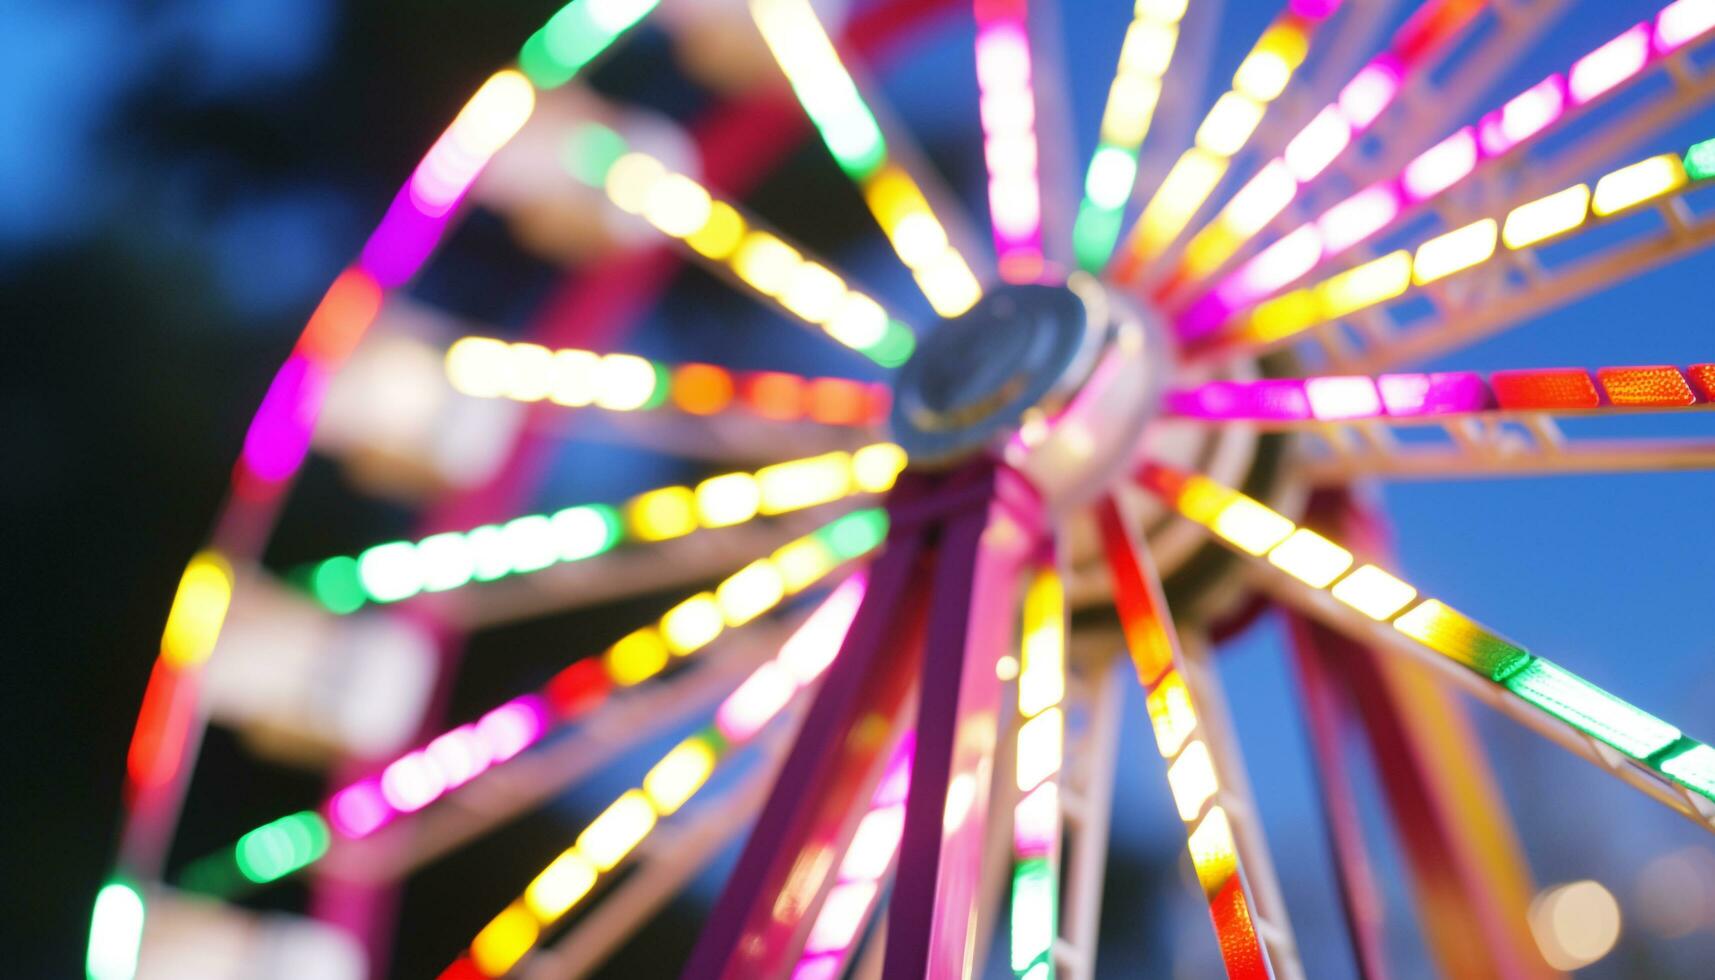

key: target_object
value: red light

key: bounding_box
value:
[437,955,487,980]
[746,372,806,420]
[1490,369,1600,409]
[1682,363,1715,402]
[1597,366,1695,407]
[1209,876,1270,980]
[126,658,197,793]
[295,269,384,365]
[546,658,613,718]
[672,364,735,416]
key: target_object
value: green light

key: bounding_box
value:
[87,879,145,980]
[865,321,916,368]
[519,0,661,90]
[1504,659,1681,760]
[468,524,513,582]
[563,123,631,186]
[235,811,331,884]
[1659,741,1715,801]
[1685,137,1715,181]
[1009,858,1056,974]
[1084,145,1139,210]
[357,540,422,604]
[502,515,559,574]
[642,361,673,410]
[1073,201,1125,273]
[819,508,888,560]
[310,556,366,614]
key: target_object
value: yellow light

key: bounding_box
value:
[605,628,670,686]
[1501,184,1591,249]
[1120,20,1179,77]
[915,248,983,317]
[780,262,847,323]
[1392,599,1529,681]
[757,452,853,514]
[1267,529,1354,588]
[1015,706,1064,791]
[523,850,598,921]
[1134,149,1227,255]
[1210,497,1294,556]
[643,172,713,238]
[825,293,889,349]
[1180,221,1245,280]
[605,152,666,215]
[1233,50,1291,101]
[889,212,949,267]
[1176,475,1235,525]
[772,538,834,593]
[694,472,761,527]
[686,200,746,259]
[661,593,724,654]
[1248,288,1319,341]
[1101,75,1163,145]
[1137,0,1188,20]
[576,789,657,872]
[1412,218,1497,285]
[733,231,802,297]
[1591,154,1688,217]
[852,443,908,493]
[595,353,658,411]
[1195,93,1266,157]
[643,738,717,815]
[160,552,234,668]
[1529,880,1623,971]
[1018,569,1066,718]
[1186,807,1238,896]
[1330,564,1417,621]
[445,336,513,398]
[1145,670,1198,757]
[454,71,537,156]
[470,903,538,976]
[627,486,696,541]
[548,348,600,406]
[504,343,554,401]
[1166,738,1218,821]
[1317,250,1411,319]
[716,560,786,627]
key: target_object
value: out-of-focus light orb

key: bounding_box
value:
[1635,848,1715,939]
[1529,879,1622,970]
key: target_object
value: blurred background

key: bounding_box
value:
[6,0,1715,976]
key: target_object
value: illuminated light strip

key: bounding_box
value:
[87,879,146,980]
[1113,2,1333,275]
[791,734,914,978]
[1165,362,1711,421]
[749,0,983,317]
[1138,463,1715,798]
[1097,501,1273,976]
[1009,563,1065,978]
[974,0,1047,282]
[1208,136,1715,350]
[297,446,904,613]
[449,576,873,977]
[442,335,892,424]
[519,0,660,89]
[1180,0,1713,333]
[1072,0,1187,272]
[563,126,915,367]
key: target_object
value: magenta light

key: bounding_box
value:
[329,780,391,838]
[1377,372,1489,416]
[359,187,456,288]
[1290,0,1346,19]
[1478,76,1567,156]
[1175,293,1239,340]
[1166,380,1312,421]
[1655,0,1715,53]
[239,354,328,485]
[1337,57,1401,130]
[1317,185,1401,254]
[1402,128,1478,201]
[1012,781,1059,854]
[1570,24,1651,103]
[478,696,548,763]
[1305,376,1384,420]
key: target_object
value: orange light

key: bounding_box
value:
[1596,366,1696,407]
[807,378,871,425]
[1491,369,1600,410]
[672,364,735,415]
[127,659,196,791]
[747,372,805,420]
[295,269,384,364]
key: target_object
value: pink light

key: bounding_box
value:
[873,734,914,807]
[974,24,1031,90]
[1012,781,1059,854]
[839,803,905,880]
[1305,376,1384,420]
[803,881,879,953]
[329,780,390,837]
[1228,161,1299,230]
[1166,380,1312,420]
[477,696,547,763]
[381,751,446,813]
[427,725,487,789]
[1478,76,1567,156]
[974,19,1043,265]
[1656,0,1715,53]
[1337,57,1401,129]
[1377,372,1489,416]
[716,661,797,744]
[779,576,866,684]
[239,354,329,485]
[1291,0,1346,18]
[1402,128,1478,201]
[1284,107,1352,181]
[1317,185,1401,254]
[1232,225,1322,301]
[1570,24,1651,103]
[791,956,842,980]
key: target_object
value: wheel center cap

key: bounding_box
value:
[889,275,1166,506]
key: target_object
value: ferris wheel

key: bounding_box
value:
[87,0,1715,977]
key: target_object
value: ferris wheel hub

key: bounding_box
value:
[889,274,1166,508]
